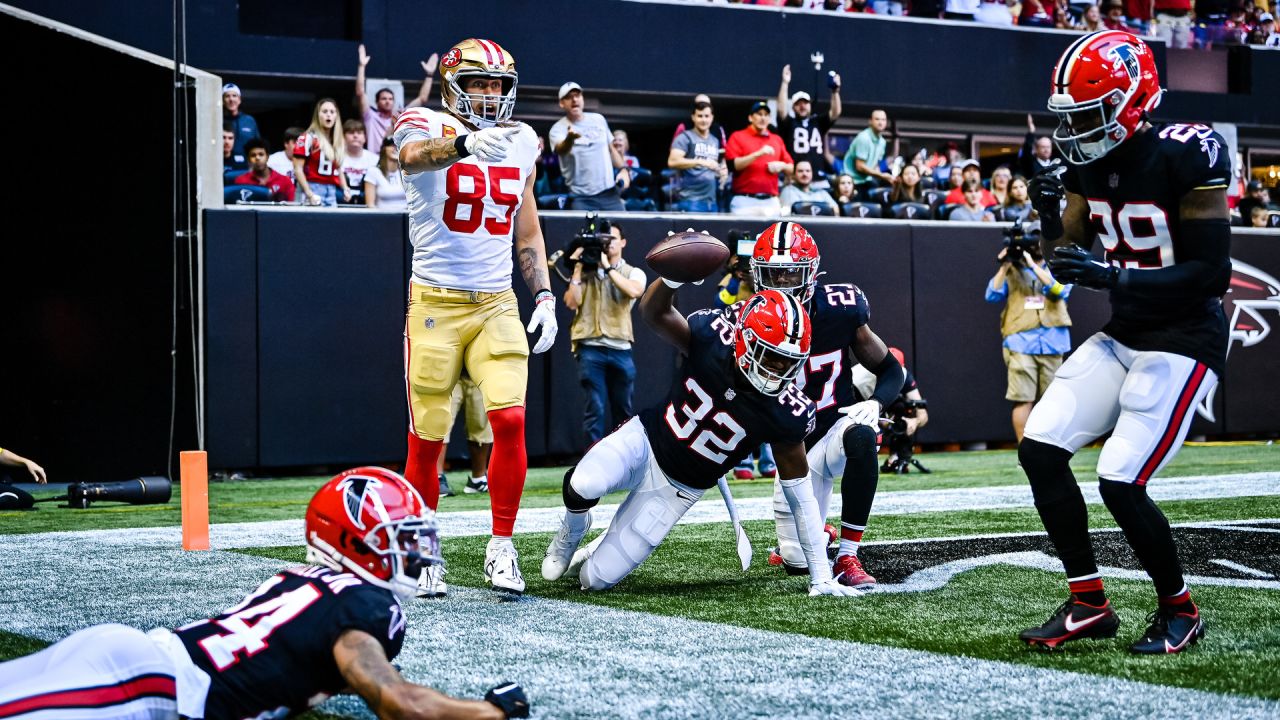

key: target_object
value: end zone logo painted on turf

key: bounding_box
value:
[1196,259,1280,422]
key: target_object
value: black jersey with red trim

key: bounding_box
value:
[1062,122,1231,375]
[175,566,404,720]
[639,306,816,489]
[797,283,871,447]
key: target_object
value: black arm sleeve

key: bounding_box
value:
[868,351,905,409]
[1117,218,1231,299]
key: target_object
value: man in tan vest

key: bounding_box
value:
[985,242,1072,441]
[564,220,647,447]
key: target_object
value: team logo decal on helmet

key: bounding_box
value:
[438,38,518,128]
[440,48,462,68]
[751,221,821,304]
[339,475,382,531]
[734,290,812,396]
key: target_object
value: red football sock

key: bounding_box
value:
[486,406,527,537]
[404,431,443,511]
[1068,575,1107,607]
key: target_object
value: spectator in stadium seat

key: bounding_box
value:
[990,165,1013,206]
[1247,11,1276,43]
[1054,0,1078,26]
[222,124,246,174]
[950,179,996,222]
[1154,0,1194,47]
[1077,4,1107,30]
[268,126,305,191]
[222,83,260,161]
[944,0,981,19]
[612,131,641,170]
[355,44,437,151]
[1237,179,1272,219]
[364,136,407,211]
[1018,115,1059,180]
[672,94,729,147]
[669,101,725,213]
[551,82,628,212]
[946,164,965,194]
[725,100,793,216]
[1103,0,1139,30]
[976,0,1015,23]
[780,160,838,214]
[776,64,842,184]
[1249,205,1273,228]
[1020,0,1059,25]
[1003,176,1034,223]
[833,173,857,206]
[293,98,346,207]
[890,164,924,204]
[340,119,376,206]
[945,160,997,206]
[233,139,296,203]
[844,110,893,199]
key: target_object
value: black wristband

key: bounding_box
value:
[869,351,905,410]
[454,134,470,158]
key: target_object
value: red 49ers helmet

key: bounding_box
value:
[751,221,821,303]
[305,467,441,598]
[734,290,812,396]
[1048,30,1163,165]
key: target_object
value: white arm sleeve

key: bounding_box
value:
[779,475,833,585]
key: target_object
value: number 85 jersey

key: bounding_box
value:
[392,107,539,293]
[639,307,816,490]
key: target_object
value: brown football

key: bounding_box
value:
[645,230,729,284]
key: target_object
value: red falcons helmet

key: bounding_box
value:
[305,467,441,598]
[751,222,821,303]
[1048,31,1163,165]
[734,290,812,396]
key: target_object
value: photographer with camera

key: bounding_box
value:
[853,348,931,474]
[562,216,647,447]
[985,222,1072,442]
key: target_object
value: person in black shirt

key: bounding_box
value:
[0,467,529,720]
[776,64,842,183]
[1018,31,1231,655]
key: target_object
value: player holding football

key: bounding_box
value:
[753,222,904,590]
[1017,31,1231,653]
[541,273,859,597]
[0,468,530,719]
[393,39,557,597]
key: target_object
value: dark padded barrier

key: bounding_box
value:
[1221,233,1280,435]
[204,211,259,468]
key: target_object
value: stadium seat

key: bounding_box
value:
[791,201,837,216]
[989,206,1005,222]
[537,194,570,210]
[922,189,948,211]
[841,202,882,218]
[1269,212,1280,228]
[865,186,892,207]
[224,169,245,186]
[891,202,932,220]
[919,175,937,190]
[223,184,272,204]
[935,203,960,220]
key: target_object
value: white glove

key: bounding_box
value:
[464,126,521,163]
[526,292,557,354]
[839,399,882,428]
[809,579,863,597]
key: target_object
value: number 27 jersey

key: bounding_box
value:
[392,108,539,293]
[639,307,816,489]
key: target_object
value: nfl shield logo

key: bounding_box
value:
[1108,173,1119,188]
[425,318,435,330]
[724,389,736,401]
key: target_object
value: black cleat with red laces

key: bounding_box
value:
[1129,605,1204,654]
[1019,596,1120,650]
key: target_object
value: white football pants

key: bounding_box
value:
[568,417,706,590]
[1025,332,1217,484]
[773,415,865,567]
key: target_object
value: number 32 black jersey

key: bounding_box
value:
[1063,122,1232,375]
[176,566,405,720]
[639,307,816,489]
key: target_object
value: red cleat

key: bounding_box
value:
[823,523,838,546]
[732,468,754,480]
[833,554,877,589]
[767,547,808,576]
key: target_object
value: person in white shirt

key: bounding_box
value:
[549,82,628,212]
[364,136,407,211]
[341,119,377,205]
[266,127,304,198]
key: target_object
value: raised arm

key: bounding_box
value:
[405,53,439,110]
[640,279,690,353]
[777,64,792,121]
[356,44,371,113]
[828,72,842,121]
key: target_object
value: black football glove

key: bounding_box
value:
[1050,245,1120,290]
[485,682,530,719]
[1028,162,1066,239]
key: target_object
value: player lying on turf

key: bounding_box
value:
[542,272,859,596]
[0,468,529,720]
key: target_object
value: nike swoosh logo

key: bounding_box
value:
[1064,612,1105,633]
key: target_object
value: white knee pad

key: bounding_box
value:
[773,477,803,567]
[580,474,701,591]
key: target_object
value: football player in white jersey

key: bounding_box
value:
[392,38,555,597]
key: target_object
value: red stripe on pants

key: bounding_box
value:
[1136,363,1207,485]
[0,674,175,718]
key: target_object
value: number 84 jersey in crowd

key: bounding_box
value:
[638,307,816,490]
[392,107,539,293]
[1062,122,1232,376]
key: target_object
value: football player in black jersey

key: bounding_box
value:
[0,468,529,720]
[748,222,905,590]
[1017,31,1231,654]
[541,271,859,597]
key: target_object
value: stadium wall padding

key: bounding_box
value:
[203,210,1280,469]
[7,0,1280,127]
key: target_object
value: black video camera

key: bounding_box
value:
[882,396,930,475]
[726,229,756,279]
[1000,220,1041,264]
[563,213,614,274]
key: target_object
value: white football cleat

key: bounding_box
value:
[485,539,526,595]
[542,510,592,581]
[568,530,607,585]
[416,563,447,598]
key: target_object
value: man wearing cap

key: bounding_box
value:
[221,83,260,162]
[725,101,793,216]
[1251,12,1278,45]
[1237,179,1272,220]
[843,110,893,200]
[550,83,628,212]
[776,64,842,186]
[944,159,997,206]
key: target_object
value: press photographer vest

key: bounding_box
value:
[570,260,638,353]
[1000,268,1071,338]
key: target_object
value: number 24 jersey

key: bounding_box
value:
[639,307,816,490]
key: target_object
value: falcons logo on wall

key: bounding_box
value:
[1197,259,1280,421]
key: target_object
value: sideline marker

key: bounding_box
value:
[181,450,210,551]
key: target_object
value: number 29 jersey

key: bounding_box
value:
[175,566,405,720]
[639,307,816,490]
[1063,122,1232,376]
[392,107,539,293]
